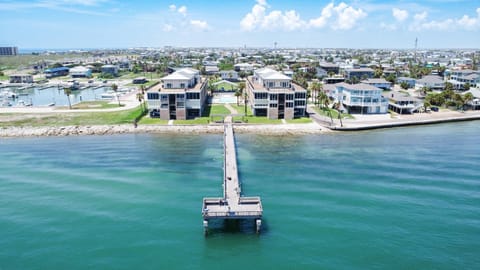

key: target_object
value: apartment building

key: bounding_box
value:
[146,68,208,120]
[246,68,307,120]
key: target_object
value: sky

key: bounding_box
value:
[0,0,480,50]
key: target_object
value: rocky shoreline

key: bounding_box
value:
[0,123,326,137]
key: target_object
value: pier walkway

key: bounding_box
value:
[202,123,263,234]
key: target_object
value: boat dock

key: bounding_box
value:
[202,123,263,235]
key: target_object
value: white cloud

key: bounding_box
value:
[178,5,187,17]
[169,4,176,12]
[190,20,208,30]
[309,2,334,28]
[410,8,480,31]
[332,2,367,30]
[380,22,397,31]
[241,1,366,31]
[392,8,408,22]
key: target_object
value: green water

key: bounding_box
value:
[1,122,479,269]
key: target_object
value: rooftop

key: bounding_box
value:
[336,82,381,91]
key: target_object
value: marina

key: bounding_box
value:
[202,123,263,235]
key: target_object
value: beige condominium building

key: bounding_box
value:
[246,68,307,119]
[146,68,208,120]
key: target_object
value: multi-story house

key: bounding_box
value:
[448,69,480,90]
[344,68,374,80]
[146,68,208,120]
[333,82,388,114]
[9,74,33,83]
[246,68,307,119]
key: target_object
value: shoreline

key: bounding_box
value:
[2,112,480,138]
[0,123,327,137]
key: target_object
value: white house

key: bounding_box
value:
[448,69,480,90]
[333,83,388,114]
[70,66,92,78]
[219,70,239,81]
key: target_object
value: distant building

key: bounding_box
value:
[361,78,392,90]
[146,68,208,120]
[416,75,445,91]
[397,77,416,88]
[322,76,345,84]
[0,46,18,56]
[319,62,340,74]
[234,63,255,72]
[101,65,119,76]
[44,67,69,78]
[69,66,92,78]
[345,68,374,80]
[9,74,33,83]
[219,70,239,81]
[246,68,307,120]
[333,83,388,114]
[205,65,219,75]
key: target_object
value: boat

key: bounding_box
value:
[0,91,18,99]
[101,90,117,99]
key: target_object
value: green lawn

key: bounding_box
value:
[207,104,231,115]
[229,104,252,116]
[56,101,122,110]
[286,117,312,123]
[174,117,211,125]
[214,82,237,91]
[126,80,159,89]
[138,117,169,125]
[0,106,144,127]
[119,72,165,80]
[313,106,354,119]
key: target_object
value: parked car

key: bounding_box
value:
[150,109,160,118]
[431,106,439,112]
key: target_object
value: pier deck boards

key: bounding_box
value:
[202,124,262,229]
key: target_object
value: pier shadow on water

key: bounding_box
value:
[205,219,269,235]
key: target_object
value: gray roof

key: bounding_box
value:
[417,75,444,84]
[385,92,419,102]
[335,82,381,91]
[362,78,391,84]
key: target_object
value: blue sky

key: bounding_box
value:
[0,0,479,49]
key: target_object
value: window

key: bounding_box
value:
[186,92,200,99]
[147,93,159,100]
[295,92,306,99]
[180,83,185,89]
[176,94,185,101]
[269,103,278,108]
[281,82,290,88]
[161,104,168,109]
[270,94,278,101]
[166,83,172,88]
[177,102,185,108]
[255,92,268,99]
[294,100,305,106]
[161,94,168,102]
[286,102,294,108]
[286,94,294,100]
[268,82,274,88]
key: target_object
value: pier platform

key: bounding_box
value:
[202,123,263,234]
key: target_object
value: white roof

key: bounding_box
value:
[163,73,191,80]
[70,66,90,72]
[256,68,291,80]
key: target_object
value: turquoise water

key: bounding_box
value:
[1,122,479,269]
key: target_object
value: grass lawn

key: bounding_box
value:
[126,80,159,89]
[286,117,312,123]
[119,72,165,80]
[214,82,237,91]
[0,106,145,127]
[138,117,169,125]
[313,106,354,119]
[206,104,231,115]
[56,101,122,110]
[229,104,251,116]
[174,117,211,125]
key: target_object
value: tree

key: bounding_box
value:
[234,90,242,106]
[64,87,72,109]
[111,83,121,106]
[464,83,471,91]
[309,82,322,106]
[423,101,431,112]
[400,81,409,90]
[463,92,474,110]
[136,92,145,112]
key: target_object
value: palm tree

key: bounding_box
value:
[111,83,120,106]
[64,87,72,109]
[423,101,431,113]
[309,82,322,106]
[136,92,145,112]
[463,92,474,109]
[234,90,242,106]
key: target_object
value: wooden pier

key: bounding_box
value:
[202,123,263,235]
